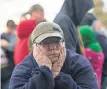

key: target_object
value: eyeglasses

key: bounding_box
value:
[35,39,64,49]
[38,39,64,45]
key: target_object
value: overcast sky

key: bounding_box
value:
[0,0,64,33]
[0,0,107,34]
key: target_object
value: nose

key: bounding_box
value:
[48,44,57,50]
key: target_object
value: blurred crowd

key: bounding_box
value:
[0,0,107,89]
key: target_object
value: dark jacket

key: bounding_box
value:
[9,50,98,89]
[54,15,81,53]
[54,0,94,54]
[80,13,97,26]
[94,32,107,75]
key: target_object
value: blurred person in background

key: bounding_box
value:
[20,12,28,22]
[54,0,94,54]
[80,13,97,26]
[92,20,107,37]
[95,31,107,89]
[79,25,104,89]
[0,20,17,89]
[28,4,46,24]
[1,20,17,52]
[9,22,98,89]
[14,20,36,65]
[92,20,107,89]
[80,13,107,89]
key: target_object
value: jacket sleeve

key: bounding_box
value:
[6,38,16,52]
[55,57,98,89]
[1,33,17,52]
[9,65,55,89]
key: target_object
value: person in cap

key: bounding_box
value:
[9,22,98,89]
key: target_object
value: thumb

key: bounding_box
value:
[53,72,59,78]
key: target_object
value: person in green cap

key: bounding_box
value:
[79,25,104,89]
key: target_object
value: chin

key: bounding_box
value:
[51,58,58,64]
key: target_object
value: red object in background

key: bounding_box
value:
[84,48,104,89]
[14,20,36,65]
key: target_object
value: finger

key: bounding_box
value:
[62,47,66,59]
[59,48,64,61]
[52,48,65,71]
[33,45,38,53]
[52,61,62,70]
[53,72,59,78]
[60,47,66,60]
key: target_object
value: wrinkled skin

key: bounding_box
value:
[33,42,66,78]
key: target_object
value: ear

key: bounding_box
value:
[32,44,37,51]
[33,44,38,57]
[63,42,65,47]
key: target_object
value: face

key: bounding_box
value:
[33,37,65,63]
[31,11,44,21]
[6,27,13,33]
[95,21,102,31]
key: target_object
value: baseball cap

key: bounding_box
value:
[31,22,64,44]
